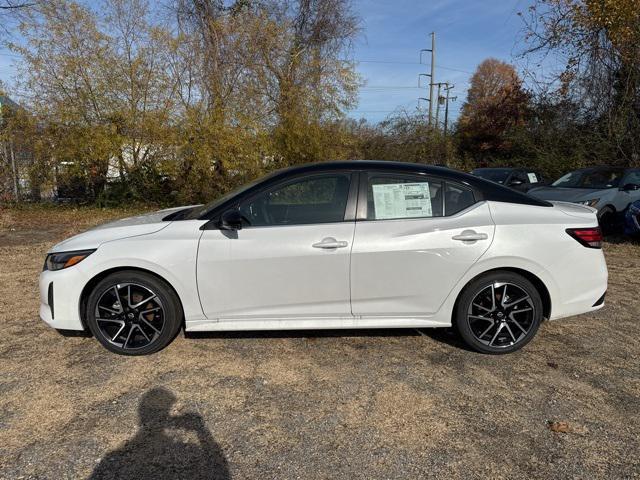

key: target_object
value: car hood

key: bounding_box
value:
[527,186,612,202]
[48,206,193,253]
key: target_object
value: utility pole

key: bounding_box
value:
[434,82,443,129]
[428,32,435,126]
[419,32,436,126]
[443,84,457,137]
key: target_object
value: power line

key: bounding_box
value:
[352,59,473,75]
[361,86,422,90]
[348,110,405,113]
[355,59,420,65]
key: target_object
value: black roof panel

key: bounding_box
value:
[272,161,551,207]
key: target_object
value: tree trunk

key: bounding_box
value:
[9,141,19,202]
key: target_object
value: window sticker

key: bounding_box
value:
[372,182,432,219]
[527,172,538,183]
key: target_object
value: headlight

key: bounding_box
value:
[576,199,600,208]
[44,249,96,271]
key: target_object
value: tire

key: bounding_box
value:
[86,270,183,355]
[454,271,543,354]
[597,206,617,234]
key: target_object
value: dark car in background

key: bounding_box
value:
[624,200,640,236]
[528,166,640,231]
[471,167,546,193]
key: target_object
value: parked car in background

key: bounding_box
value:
[624,200,640,236]
[39,161,607,356]
[528,166,640,231]
[471,167,546,192]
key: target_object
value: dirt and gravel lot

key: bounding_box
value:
[1,205,639,479]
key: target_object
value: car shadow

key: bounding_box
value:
[185,327,475,351]
[416,327,476,352]
[88,387,230,480]
[185,327,419,340]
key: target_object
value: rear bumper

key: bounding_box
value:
[548,250,608,321]
[39,268,88,331]
[592,291,606,307]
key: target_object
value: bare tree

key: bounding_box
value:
[520,0,640,165]
[0,1,36,9]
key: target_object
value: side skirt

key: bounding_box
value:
[185,316,451,332]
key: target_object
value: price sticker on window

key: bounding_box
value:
[372,182,432,219]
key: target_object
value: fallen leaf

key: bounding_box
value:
[547,420,588,435]
[548,421,570,433]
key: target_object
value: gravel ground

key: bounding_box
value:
[1,206,639,479]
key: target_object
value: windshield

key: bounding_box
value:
[181,170,280,220]
[552,169,624,189]
[472,169,511,184]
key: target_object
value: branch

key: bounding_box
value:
[0,1,36,9]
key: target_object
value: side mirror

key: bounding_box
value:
[219,209,245,230]
[622,183,640,192]
[509,179,524,187]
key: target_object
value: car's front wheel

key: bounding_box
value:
[597,206,617,234]
[455,271,543,354]
[86,270,182,355]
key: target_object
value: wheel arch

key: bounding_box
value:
[598,204,617,215]
[79,266,186,333]
[451,267,552,326]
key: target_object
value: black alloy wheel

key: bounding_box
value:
[455,271,543,354]
[86,271,182,355]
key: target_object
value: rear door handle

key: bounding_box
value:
[452,230,488,242]
[312,237,349,249]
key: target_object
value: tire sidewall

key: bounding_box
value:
[86,271,182,356]
[455,271,543,354]
[598,207,616,234]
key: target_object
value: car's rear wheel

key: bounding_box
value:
[455,271,543,354]
[86,271,182,355]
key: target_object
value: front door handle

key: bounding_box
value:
[312,237,349,249]
[452,230,488,242]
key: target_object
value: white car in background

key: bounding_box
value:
[39,161,608,355]
[529,166,640,230]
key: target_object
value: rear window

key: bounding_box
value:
[472,169,511,184]
[445,183,476,216]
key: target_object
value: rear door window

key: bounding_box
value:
[365,174,477,220]
[367,175,443,220]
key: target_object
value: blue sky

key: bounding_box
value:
[0,0,533,124]
[350,0,532,123]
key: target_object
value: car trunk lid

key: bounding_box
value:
[551,201,598,221]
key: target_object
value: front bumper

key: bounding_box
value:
[39,267,89,331]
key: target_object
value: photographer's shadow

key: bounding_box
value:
[89,387,230,480]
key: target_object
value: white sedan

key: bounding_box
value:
[39,161,608,355]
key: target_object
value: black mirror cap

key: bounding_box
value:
[622,183,640,191]
[219,209,244,230]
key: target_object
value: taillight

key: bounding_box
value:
[566,227,603,249]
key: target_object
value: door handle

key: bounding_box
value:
[452,230,488,242]
[312,237,349,249]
